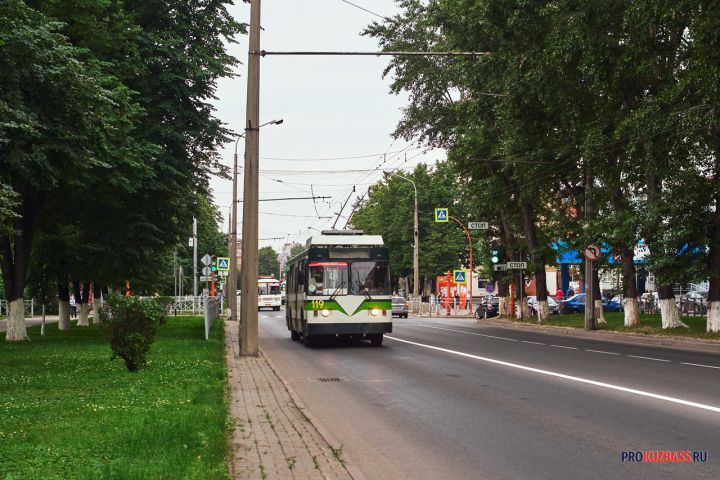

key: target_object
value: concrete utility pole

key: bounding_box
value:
[227,205,235,320]
[584,161,596,331]
[239,0,261,356]
[193,216,198,313]
[394,173,419,303]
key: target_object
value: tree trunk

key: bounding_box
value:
[1,193,42,341]
[6,299,27,341]
[515,272,529,319]
[658,284,687,329]
[620,245,640,326]
[707,160,720,331]
[93,284,103,324]
[593,268,606,324]
[73,279,90,327]
[496,273,509,316]
[520,202,548,323]
[58,281,70,330]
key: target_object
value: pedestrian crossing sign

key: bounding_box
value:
[453,270,467,284]
[435,208,449,223]
[216,257,230,271]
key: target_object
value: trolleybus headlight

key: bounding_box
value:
[321,309,330,317]
[370,308,381,317]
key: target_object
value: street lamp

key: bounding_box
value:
[229,119,283,323]
[392,173,419,306]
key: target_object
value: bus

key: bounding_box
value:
[258,277,282,311]
[285,230,392,346]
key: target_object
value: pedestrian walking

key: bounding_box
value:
[70,295,77,319]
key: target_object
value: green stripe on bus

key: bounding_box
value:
[304,300,348,316]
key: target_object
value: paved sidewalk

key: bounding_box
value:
[225,321,355,480]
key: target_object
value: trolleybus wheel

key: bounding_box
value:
[291,330,300,341]
[369,334,383,347]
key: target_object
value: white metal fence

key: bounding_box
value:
[204,296,222,340]
[0,299,37,317]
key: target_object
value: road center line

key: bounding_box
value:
[521,340,545,345]
[585,349,620,356]
[385,336,720,414]
[681,362,720,370]
[550,344,578,350]
[628,355,671,363]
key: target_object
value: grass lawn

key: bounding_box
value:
[508,311,720,340]
[0,316,229,480]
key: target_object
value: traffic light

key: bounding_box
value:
[491,250,500,264]
[211,255,217,272]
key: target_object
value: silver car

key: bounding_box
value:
[527,296,559,315]
[392,296,409,318]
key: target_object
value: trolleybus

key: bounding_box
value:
[285,230,392,346]
[258,277,282,311]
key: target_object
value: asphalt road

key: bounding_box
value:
[258,309,720,480]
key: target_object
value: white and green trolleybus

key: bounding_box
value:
[285,230,392,346]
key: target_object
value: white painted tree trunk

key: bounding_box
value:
[660,298,687,329]
[536,300,550,323]
[594,300,606,324]
[77,304,90,326]
[516,301,530,319]
[623,297,640,327]
[498,296,509,316]
[58,300,71,330]
[5,298,28,341]
[92,297,103,324]
[707,302,720,332]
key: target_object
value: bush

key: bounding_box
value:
[99,295,165,372]
[153,296,175,324]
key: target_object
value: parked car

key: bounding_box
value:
[392,296,409,318]
[559,294,622,314]
[679,291,708,314]
[475,296,500,319]
[527,296,559,315]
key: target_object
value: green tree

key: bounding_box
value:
[258,246,280,279]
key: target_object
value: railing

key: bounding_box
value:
[204,296,222,340]
[0,299,36,317]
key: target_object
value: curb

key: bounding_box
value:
[475,317,720,353]
[260,347,367,480]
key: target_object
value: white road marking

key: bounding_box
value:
[386,336,720,414]
[681,362,720,370]
[550,345,578,350]
[410,324,519,341]
[521,340,545,345]
[628,355,671,363]
[585,349,620,356]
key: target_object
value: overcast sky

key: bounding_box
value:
[211,0,444,252]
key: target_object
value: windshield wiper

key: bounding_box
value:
[329,280,345,301]
[355,275,372,300]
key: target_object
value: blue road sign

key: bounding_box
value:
[453,270,467,284]
[216,257,230,271]
[485,283,495,294]
[435,208,449,223]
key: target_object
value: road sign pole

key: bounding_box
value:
[449,215,472,313]
[193,217,198,313]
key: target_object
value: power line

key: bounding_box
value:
[338,0,390,20]
[260,146,423,161]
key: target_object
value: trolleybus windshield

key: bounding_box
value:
[308,262,348,296]
[350,261,391,296]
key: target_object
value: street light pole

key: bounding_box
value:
[394,174,419,304]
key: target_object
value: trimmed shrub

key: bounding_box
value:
[153,296,175,324]
[100,295,165,372]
